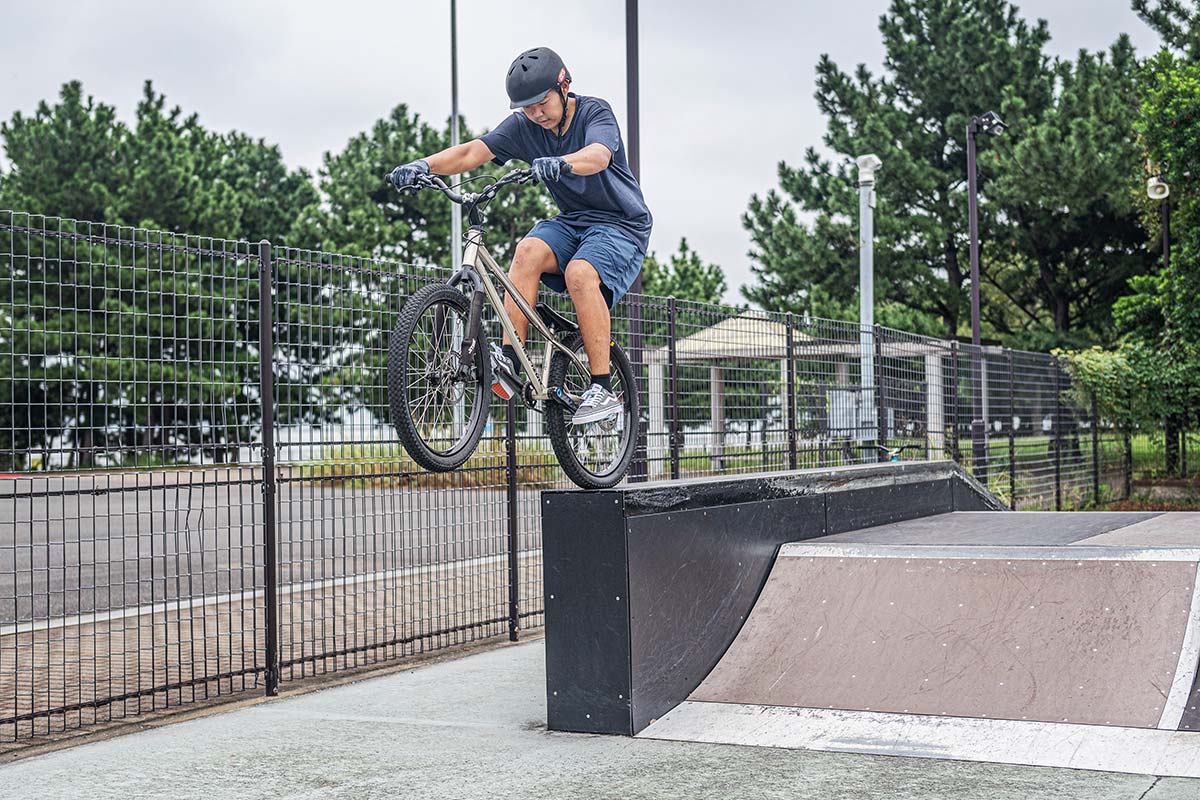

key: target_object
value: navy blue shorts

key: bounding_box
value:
[526,218,645,309]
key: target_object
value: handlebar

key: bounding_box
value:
[388,168,537,206]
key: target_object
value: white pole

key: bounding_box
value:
[856,154,881,448]
[450,0,464,437]
[450,0,462,273]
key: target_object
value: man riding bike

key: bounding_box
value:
[387,46,652,426]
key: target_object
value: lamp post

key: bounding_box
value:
[1148,176,1170,266]
[857,154,882,457]
[1148,175,1177,475]
[966,110,1006,481]
[625,0,648,481]
[449,0,461,272]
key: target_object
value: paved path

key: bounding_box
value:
[2,640,1197,799]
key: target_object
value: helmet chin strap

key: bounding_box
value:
[555,85,569,152]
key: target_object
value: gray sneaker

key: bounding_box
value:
[571,384,621,425]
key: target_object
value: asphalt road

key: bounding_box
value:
[0,471,544,625]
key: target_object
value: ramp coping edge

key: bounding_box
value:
[779,543,1200,563]
[1161,561,1200,730]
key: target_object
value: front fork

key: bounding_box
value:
[457,285,485,375]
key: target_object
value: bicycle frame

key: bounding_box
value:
[449,227,589,406]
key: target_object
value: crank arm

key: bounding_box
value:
[549,386,579,413]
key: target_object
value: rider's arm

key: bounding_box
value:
[561,143,613,177]
[424,140,496,176]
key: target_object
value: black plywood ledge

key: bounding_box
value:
[541,461,1004,736]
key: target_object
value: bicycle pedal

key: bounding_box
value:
[491,380,514,401]
[551,386,579,413]
[492,372,524,400]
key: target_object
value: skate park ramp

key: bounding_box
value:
[639,511,1200,777]
[541,461,1003,738]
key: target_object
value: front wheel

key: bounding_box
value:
[388,283,490,471]
[546,331,639,489]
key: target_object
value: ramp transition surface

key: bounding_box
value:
[640,512,1200,777]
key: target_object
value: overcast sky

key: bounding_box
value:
[1,1,1163,304]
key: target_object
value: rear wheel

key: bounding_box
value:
[388,283,490,471]
[545,331,639,489]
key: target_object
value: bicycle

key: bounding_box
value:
[385,168,640,490]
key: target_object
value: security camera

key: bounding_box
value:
[856,154,882,184]
[977,111,1008,135]
[1147,176,1170,200]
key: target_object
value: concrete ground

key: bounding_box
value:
[3,639,1199,800]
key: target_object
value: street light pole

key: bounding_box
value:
[857,154,881,457]
[966,111,1007,482]
[1148,175,1175,474]
[450,0,461,273]
[626,0,640,185]
[449,0,464,436]
[625,0,647,481]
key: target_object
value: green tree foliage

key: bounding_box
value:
[1,81,317,240]
[297,105,555,266]
[0,82,323,468]
[1063,343,1199,432]
[640,238,727,304]
[984,39,1150,349]
[0,213,271,468]
[743,0,1053,337]
[1134,0,1200,60]
[1123,51,1200,350]
[0,82,125,221]
[1067,38,1200,476]
[743,0,1157,351]
[0,81,726,469]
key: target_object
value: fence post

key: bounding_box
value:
[1091,392,1101,506]
[258,240,280,697]
[785,312,797,471]
[759,385,769,468]
[629,294,647,483]
[1007,350,1016,510]
[506,397,520,642]
[1053,356,1063,511]
[874,325,886,460]
[668,297,681,480]
[1124,428,1133,500]
[971,348,988,485]
[949,341,960,464]
[817,381,828,467]
[1184,411,1190,479]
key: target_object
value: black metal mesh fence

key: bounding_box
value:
[0,209,1169,743]
[0,212,268,740]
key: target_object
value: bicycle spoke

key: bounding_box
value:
[561,352,630,474]
[404,298,480,456]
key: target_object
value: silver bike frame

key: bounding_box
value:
[458,229,590,404]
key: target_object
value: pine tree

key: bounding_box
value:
[743,0,1053,337]
[297,105,555,266]
[983,38,1149,350]
[640,238,727,304]
[1133,0,1200,60]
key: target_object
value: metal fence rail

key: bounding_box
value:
[0,209,1171,742]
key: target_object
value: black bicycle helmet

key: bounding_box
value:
[506,47,571,109]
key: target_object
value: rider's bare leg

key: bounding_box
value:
[564,259,611,376]
[502,237,560,348]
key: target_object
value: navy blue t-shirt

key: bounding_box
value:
[480,94,653,252]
